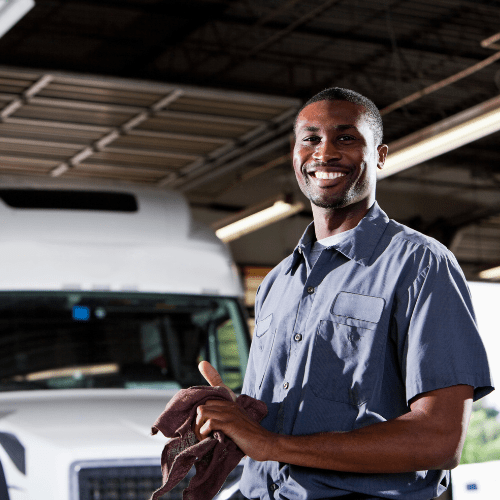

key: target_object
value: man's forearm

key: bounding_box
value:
[197,385,473,473]
[268,410,457,473]
[263,384,473,473]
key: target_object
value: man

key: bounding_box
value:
[195,88,493,500]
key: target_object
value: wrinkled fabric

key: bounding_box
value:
[150,385,267,500]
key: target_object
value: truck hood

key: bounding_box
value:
[0,388,176,457]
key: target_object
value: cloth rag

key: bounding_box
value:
[150,385,267,500]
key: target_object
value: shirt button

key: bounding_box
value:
[283,382,289,389]
[270,483,279,491]
[294,333,302,342]
[307,286,314,294]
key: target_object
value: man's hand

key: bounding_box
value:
[198,360,237,402]
[193,361,273,461]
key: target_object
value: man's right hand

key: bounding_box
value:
[193,361,237,441]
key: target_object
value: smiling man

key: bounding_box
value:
[195,88,493,500]
[292,94,387,238]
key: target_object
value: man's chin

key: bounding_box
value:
[310,196,350,210]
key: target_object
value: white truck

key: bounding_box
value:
[0,175,250,500]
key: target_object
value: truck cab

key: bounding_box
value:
[0,176,249,500]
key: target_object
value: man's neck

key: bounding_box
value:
[312,199,373,240]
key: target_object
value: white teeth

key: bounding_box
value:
[313,171,346,180]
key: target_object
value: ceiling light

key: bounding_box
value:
[215,199,304,243]
[378,94,500,180]
[478,266,500,281]
[24,363,119,381]
[0,0,34,39]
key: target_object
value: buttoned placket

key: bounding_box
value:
[290,245,334,346]
[276,247,340,436]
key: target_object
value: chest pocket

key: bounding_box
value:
[309,292,385,406]
[254,313,272,338]
[253,314,276,390]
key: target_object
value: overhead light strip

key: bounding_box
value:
[216,200,304,243]
[22,363,119,382]
[379,95,500,180]
[478,266,500,281]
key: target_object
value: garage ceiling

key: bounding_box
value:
[0,0,499,279]
[0,67,299,184]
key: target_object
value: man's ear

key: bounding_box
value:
[377,144,389,169]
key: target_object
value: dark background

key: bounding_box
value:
[0,0,499,278]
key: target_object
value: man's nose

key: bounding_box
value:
[312,141,341,162]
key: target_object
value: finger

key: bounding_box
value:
[198,361,237,401]
[193,419,202,441]
[194,407,210,441]
[200,421,212,435]
[198,361,224,387]
[195,424,209,441]
[200,416,226,436]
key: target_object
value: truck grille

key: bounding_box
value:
[73,460,245,500]
[78,464,172,500]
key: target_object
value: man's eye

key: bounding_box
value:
[303,136,320,142]
[338,135,356,141]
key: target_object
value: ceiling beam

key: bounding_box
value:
[215,11,489,62]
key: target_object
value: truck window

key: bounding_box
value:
[0,292,249,393]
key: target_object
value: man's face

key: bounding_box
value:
[293,100,387,211]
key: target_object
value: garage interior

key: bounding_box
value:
[0,0,499,294]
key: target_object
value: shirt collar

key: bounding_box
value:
[286,202,390,273]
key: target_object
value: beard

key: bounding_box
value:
[301,166,371,210]
[309,187,354,209]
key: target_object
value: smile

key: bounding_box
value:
[310,171,347,180]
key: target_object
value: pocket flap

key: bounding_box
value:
[254,313,273,337]
[331,292,384,324]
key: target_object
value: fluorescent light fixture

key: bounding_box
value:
[0,0,34,38]
[478,266,500,281]
[23,363,119,381]
[215,199,304,243]
[379,94,500,180]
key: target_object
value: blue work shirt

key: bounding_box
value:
[240,202,493,500]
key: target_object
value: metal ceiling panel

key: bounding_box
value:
[139,111,261,137]
[0,67,300,184]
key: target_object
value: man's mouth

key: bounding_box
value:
[309,171,347,180]
[305,167,350,187]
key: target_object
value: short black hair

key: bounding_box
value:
[294,87,384,145]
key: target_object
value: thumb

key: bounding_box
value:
[198,361,236,401]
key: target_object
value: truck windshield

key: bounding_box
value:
[0,292,249,392]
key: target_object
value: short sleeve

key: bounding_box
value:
[395,250,494,404]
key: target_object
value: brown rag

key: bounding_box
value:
[150,385,267,500]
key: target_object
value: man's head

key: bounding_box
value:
[294,87,384,146]
[292,88,388,213]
